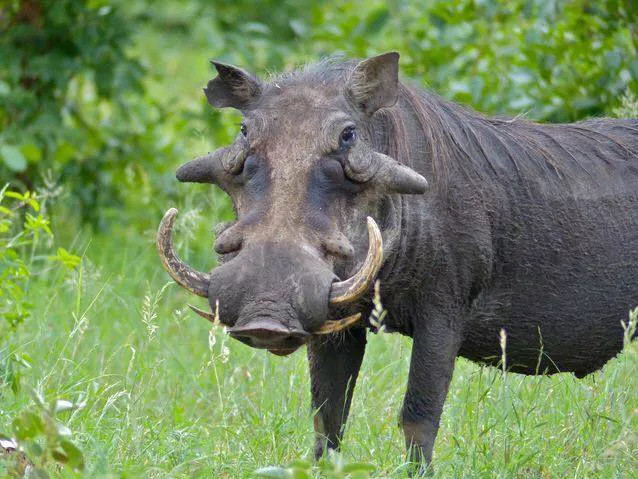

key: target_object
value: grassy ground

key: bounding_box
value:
[1,222,636,478]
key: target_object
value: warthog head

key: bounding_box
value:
[157,52,427,355]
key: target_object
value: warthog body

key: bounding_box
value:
[158,53,638,467]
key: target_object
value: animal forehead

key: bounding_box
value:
[255,84,344,123]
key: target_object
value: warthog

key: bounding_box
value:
[157,52,638,467]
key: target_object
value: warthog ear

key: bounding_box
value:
[205,61,262,109]
[345,52,400,115]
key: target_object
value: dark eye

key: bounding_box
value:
[240,123,247,137]
[339,126,356,149]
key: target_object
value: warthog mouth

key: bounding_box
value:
[188,303,362,354]
[156,208,382,346]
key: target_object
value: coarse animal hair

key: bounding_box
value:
[268,57,638,203]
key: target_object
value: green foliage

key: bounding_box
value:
[0,389,85,477]
[0,185,50,330]
[133,0,636,122]
[0,0,185,229]
[378,0,637,122]
[0,184,79,332]
[0,183,79,398]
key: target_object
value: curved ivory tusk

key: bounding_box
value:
[329,217,383,306]
[313,313,362,335]
[188,304,218,323]
[157,208,211,297]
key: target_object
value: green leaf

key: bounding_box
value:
[53,141,76,165]
[0,207,13,220]
[59,438,85,469]
[21,142,42,163]
[0,144,27,172]
[290,469,311,479]
[51,248,81,270]
[4,190,26,200]
[12,411,44,440]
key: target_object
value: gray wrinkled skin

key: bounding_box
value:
[175,53,638,470]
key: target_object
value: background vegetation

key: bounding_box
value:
[1,0,637,477]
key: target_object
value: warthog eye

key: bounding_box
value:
[339,126,356,150]
[240,123,247,137]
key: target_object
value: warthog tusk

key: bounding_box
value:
[188,304,218,323]
[329,217,383,306]
[313,313,362,335]
[157,208,211,298]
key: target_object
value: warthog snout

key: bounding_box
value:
[156,208,384,350]
[228,318,309,355]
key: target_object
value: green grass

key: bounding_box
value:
[1,227,637,478]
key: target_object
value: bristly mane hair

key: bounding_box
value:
[270,57,638,199]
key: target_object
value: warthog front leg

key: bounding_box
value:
[401,312,461,473]
[307,327,367,459]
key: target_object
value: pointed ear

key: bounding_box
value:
[204,61,262,109]
[345,52,400,115]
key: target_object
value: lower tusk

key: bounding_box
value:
[157,208,211,297]
[313,313,362,335]
[329,217,383,306]
[188,304,218,324]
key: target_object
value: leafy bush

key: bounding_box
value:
[0,0,185,229]
[136,0,636,122]
[1,186,50,331]
[369,0,637,122]
[0,184,79,396]
[0,185,79,331]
